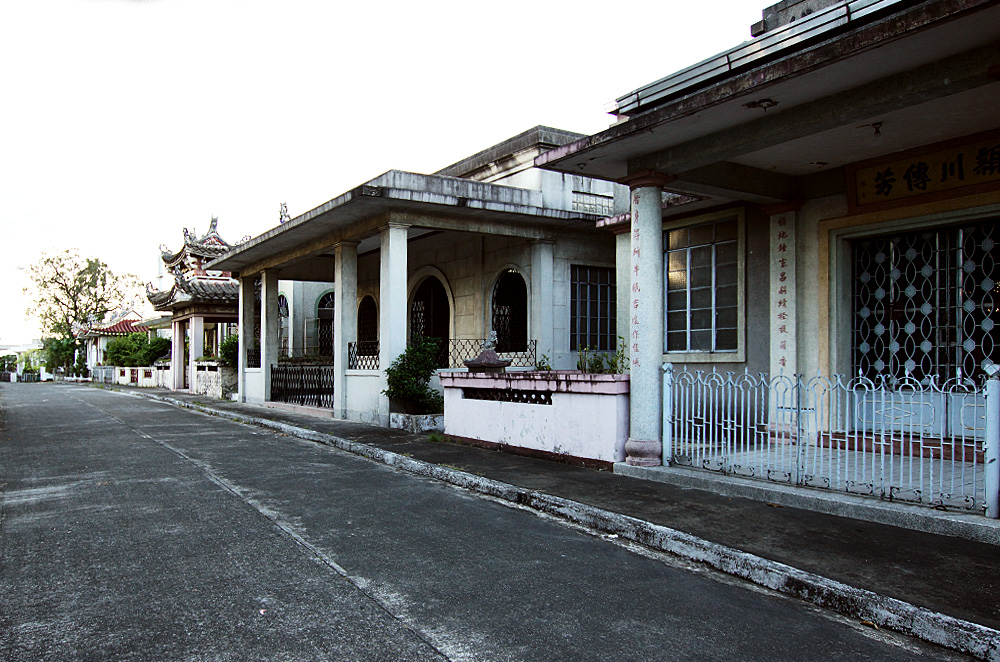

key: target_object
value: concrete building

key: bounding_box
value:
[211,127,623,425]
[536,0,999,511]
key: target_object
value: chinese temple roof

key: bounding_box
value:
[76,318,143,339]
[147,273,239,312]
[160,217,234,272]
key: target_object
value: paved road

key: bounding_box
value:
[0,384,968,661]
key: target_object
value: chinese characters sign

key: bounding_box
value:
[770,213,796,378]
[854,135,1000,207]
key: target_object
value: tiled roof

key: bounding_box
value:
[78,318,143,338]
[146,275,239,311]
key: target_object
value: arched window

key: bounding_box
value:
[357,296,378,356]
[410,276,450,368]
[492,270,527,353]
[278,294,289,356]
[317,292,335,356]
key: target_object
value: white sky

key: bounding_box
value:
[0,0,763,345]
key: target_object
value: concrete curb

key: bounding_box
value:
[111,387,1000,661]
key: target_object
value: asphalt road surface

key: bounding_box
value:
[0,383,969,661]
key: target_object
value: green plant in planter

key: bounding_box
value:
[219,334,239,369]
[604,336,629,374]
[383,337,444,414]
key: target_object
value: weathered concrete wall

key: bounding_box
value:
[344,371,384,426]
[441,372,629,464]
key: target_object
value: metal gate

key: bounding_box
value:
[664,366,996,513]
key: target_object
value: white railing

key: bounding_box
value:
[663,365,999,516]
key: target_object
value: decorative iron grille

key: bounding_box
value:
[245,347,261,369]
[852,221,998,384]
[348,341,379,370]
[446,339,537,368]
[271,365,335,408]
[665,367,990,513]
[570,265,617,351]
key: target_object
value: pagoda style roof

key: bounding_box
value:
[76,318,143,339]
[160,217,234,272]
[147,273,239,312]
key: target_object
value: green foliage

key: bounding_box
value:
[20,350,39,374]
[219,334,239,369]
[536,354,552,371]
[0,355,16,372]
[73,352,89,378]
[576,337,629,375]
[383,337,444,414]
[25,249,139,339]
[42,337,76,373]
[105,333,170,367]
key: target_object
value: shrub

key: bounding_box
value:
[106,333,170,367]
[383,337,444,414]
[219,334,239,369]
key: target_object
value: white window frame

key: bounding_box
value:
[662,208,746,364]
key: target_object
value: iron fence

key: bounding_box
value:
[348,341,379,370]
[270,365,335,409]
[245,348,261,369]
[92,366,116,384]
[0,372,11,383]
[665,366,996,514]
[447,339,537,368]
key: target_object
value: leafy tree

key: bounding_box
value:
[42,337,76,373]
[1,355,16,372]
[24,250,140,372]
[383,337,444,413]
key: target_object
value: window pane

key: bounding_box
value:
[715,219,737,242]
[667,269,688,291]
[690,246,712,268]
[667,311,687,332]
[571,265,616,353]
[690,287,712,309]
[668,251,687,271]
[716,241,737,265]
[666,291,687,311]
[716,285,737,307]
[667,331,687,351]
[689,224,714,247]
[691,330,712,351]
[690,309,712,330]
[716,306,737,328]
[691,266,712,288]
[668,229,688,250]
[717,264,738,287]
[716,328,738,351]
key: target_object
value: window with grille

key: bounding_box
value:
[570,265,616,351]
[852,220,998,384]
[664,218,739,353]
[317,292,334,356]
[492,270,527,353]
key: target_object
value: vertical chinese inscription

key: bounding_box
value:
[770,213,797,378]
[631,191,641,369]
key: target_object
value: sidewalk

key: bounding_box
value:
[95,384,1000,659]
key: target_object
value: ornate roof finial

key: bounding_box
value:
[279,202,290,224]
[208,216,219,233]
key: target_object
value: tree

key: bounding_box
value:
[25,250,140,372]
[26,250,139,338]
[1,355,16,372]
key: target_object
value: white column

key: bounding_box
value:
[171,319,186,390]
[530,239,554,365]
[379,222,409,423]
[334,242,358,418]
[261,270,280,401]
[625,179,666,466]
[188,315,204,394]
[238,275,255,403]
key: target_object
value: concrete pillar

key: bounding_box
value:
[261,270,280,401]
[379,222,409,422]
[763,204,801,379]
[625,178,667,466]
[171,319,186,390]
[615,229,631,355]
[530,239,555,365]
[238,275,256,403]
[188,315,204,394]
[334,242,358,418]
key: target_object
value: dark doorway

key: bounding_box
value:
[492,270,527,353]
[411,276,450,367]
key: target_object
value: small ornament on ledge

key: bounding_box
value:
[463,331,511,374]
